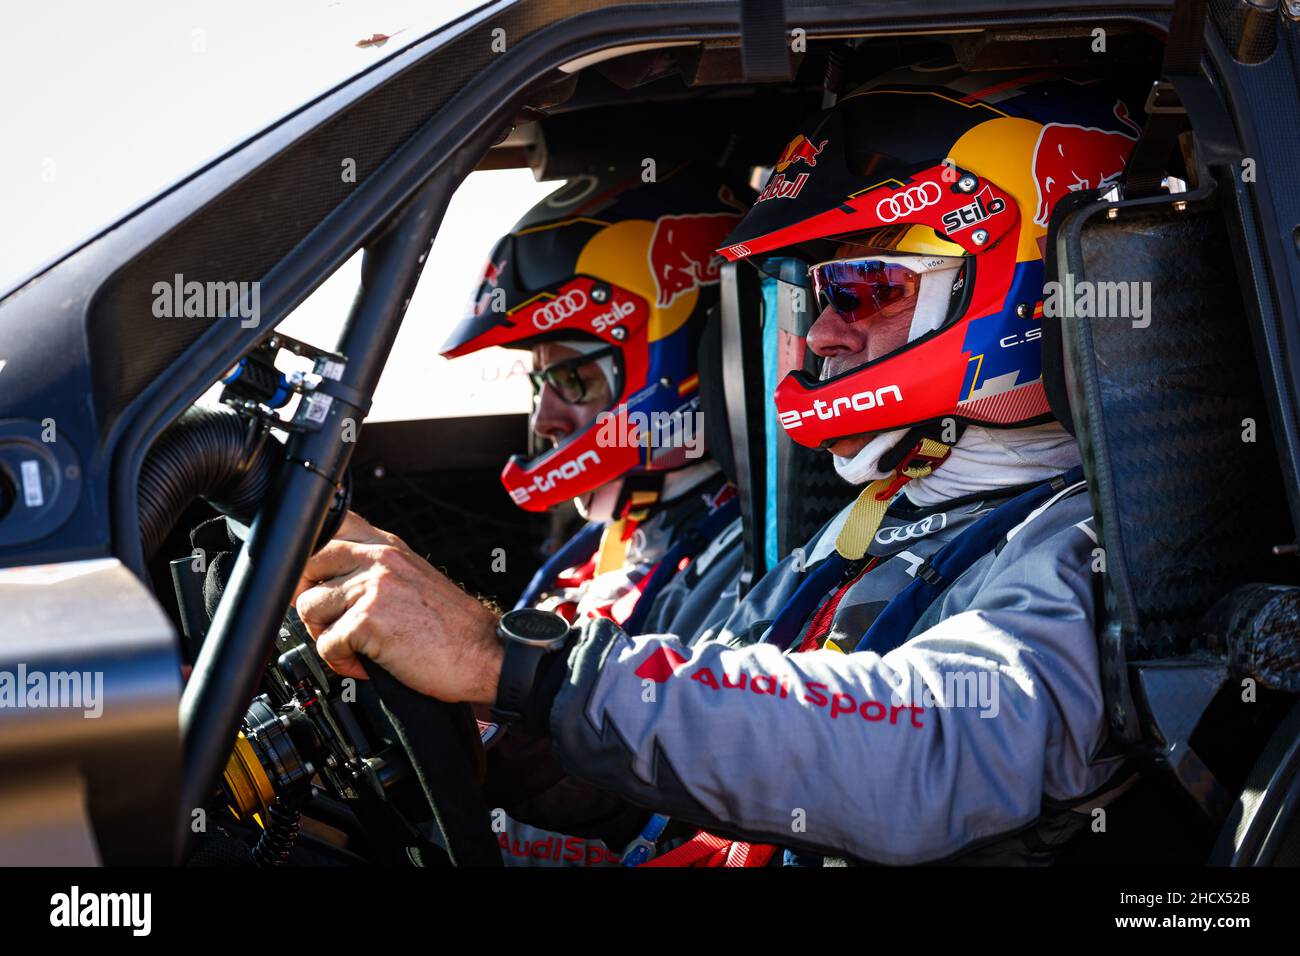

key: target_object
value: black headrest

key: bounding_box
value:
[1048,188,1295,665]
[696,303,737,483]
[1039,188,1104,438]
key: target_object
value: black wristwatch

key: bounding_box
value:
[492,608,572,724]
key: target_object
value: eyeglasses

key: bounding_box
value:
[528,346,618,405]
[809,255,963,326]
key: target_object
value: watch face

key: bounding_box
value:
[500,608,570,647]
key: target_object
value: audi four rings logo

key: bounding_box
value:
[875,182,942,223]
[527,290,590,330]
[875,512,947,545]
[531,289,588,330]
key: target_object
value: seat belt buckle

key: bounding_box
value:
[621,812,671,866]
[916,562,943,586]
[620,835,659,867]
[1145,79,1185,115]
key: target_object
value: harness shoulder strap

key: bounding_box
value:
[762,439,950,653]
[855,465,1086,655]
[620,496,741,635]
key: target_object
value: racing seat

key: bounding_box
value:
[1041,181,1300,862]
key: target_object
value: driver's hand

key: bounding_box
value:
[293,511,504,704]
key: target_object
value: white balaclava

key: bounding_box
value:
[903,422,1080,506]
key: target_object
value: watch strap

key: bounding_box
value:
[493,638,546,724]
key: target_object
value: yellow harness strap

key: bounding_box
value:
[833,439,950,561]
[594,488,660,574]
[596,519,630,574]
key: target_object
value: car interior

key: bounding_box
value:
[2,1,1300,867]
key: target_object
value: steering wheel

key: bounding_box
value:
[364,660,503,866]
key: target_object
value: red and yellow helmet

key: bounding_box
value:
[720,63,1143,449]
[442,164,751,511]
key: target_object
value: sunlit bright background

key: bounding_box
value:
[1,0,550,421]
[277,170,559,422]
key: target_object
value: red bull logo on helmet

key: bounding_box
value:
[648,212,738,308]
[472,257,508,316]
[755,172,810,204]
[774,134,827,173]
[1031,103,1137,226]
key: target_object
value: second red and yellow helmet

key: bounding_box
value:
[442,164,752,512]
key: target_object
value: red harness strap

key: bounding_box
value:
[642,831,779,868]
[797,559,876,653]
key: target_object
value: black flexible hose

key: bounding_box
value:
[138,404,275,559]
[252,800,302,867]
[145,402,500,865]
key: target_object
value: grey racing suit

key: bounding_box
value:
[491,475,742,866]
[504,474,1128,865]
